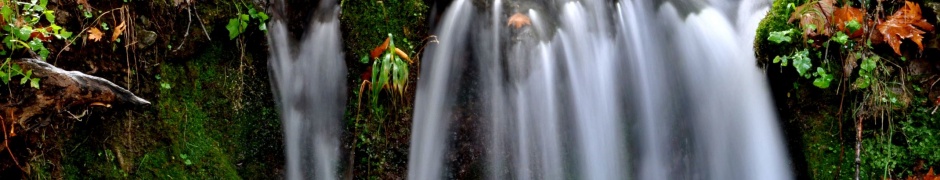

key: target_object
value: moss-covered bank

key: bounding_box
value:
[755,0,940,179]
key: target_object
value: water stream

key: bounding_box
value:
[267,0,791,179]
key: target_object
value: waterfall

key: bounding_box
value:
[267,1,345,179]
[409,0,791,179]
[266,0,792,179]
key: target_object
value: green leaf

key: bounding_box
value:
[226,18,241,40]
[360,55,369,64]
[792,50,812,78]
[813,67,833,88]
[832,31,849,45]
[38,46,49,60]
[773,55,788,66]
[854,75,871,89]
[19,75,27,84]
[768,29,793,44]
[29,78,38,89]
[861,55,878,71]
[59,30,73,39]
[184,159,192,165]
[1,6,13,22]
[43,10,54,22]
[16,27,33,41]
[100,22,109,30]
[845,20,861,34]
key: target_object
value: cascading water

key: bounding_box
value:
[409,0,791,179]
[267,1,345,179]
[267,0,792,179]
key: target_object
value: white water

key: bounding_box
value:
[409,0,791,179]
[266,1,345,179]
[267,0,792,179]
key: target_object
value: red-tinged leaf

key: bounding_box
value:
[370,37,390,59]
[789,0,836,38]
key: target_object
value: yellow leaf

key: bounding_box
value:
[87,27,103,42]
[394,48,412,64]
[111,20,126,41]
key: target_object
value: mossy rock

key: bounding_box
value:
[755,0,802,67]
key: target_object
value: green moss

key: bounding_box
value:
[800,110,855,180]
[32,41,281,179]
[755,0,802,65]
[340,0,428,60]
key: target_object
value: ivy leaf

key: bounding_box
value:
[861,55,878,72]
[813,67,833,88]
[845,20,861,34]
[773,55,789,66]
[832,31,849,45]
[768,29,793,44]
[226,18,241,39]
[29,78,39,89]
[792,50,812,78]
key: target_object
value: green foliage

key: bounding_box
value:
[368,34,410,109]
[854,55,879,89]
[768,29,793,44]
[833,31,849,45]
[0,0,73,89]
[226,3,268,40]
[792,49,813,78]
[813,67,833,88]
[846,20,861,33]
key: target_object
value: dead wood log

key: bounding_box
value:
[0,57,150,127]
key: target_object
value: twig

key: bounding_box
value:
[173,6,193,52]
[192,5,211,41]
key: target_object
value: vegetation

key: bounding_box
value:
[340,0,428,178]
[0,0,74,88]
[757,0,940,179]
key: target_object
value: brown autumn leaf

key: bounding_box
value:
[877,1,935,55]
[927,167,939,180]
[832,6,866,38]
[87,27,103,42]
[789,0,836,38]
[111,20,126,41]
[507,13,531,29]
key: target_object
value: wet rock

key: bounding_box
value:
[137,30,158,49]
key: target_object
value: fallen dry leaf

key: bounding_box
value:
[508,13,531,29]
[111,20,126,41]
[877,1,934,55]
[87,27,103,42]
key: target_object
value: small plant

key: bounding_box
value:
[358,34,412,111]
[0,0,74,89]
[226,3,268,40]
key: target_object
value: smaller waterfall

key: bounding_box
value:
[266,1,346,179]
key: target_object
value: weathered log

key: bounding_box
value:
[0,57,150,126]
